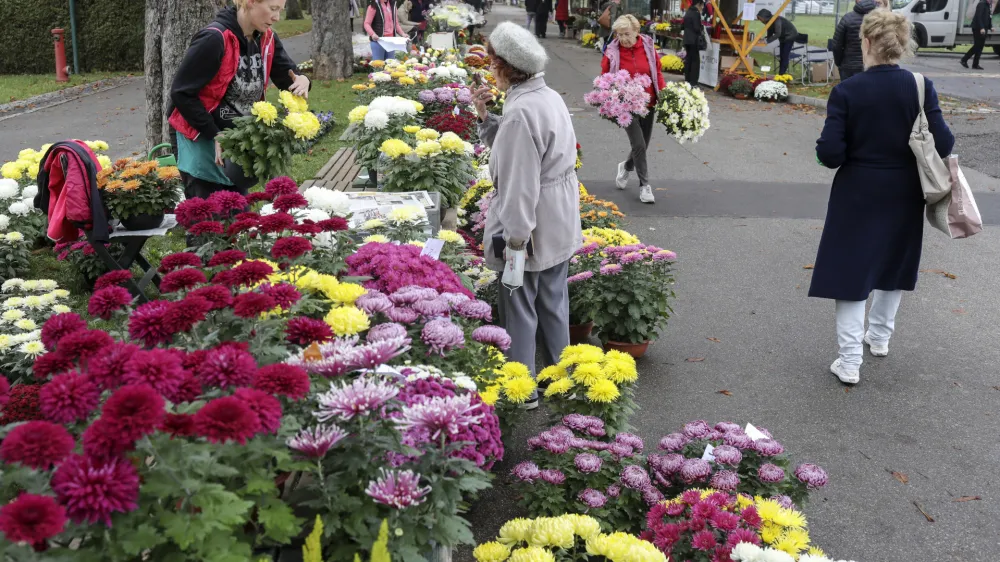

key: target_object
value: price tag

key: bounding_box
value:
[761,65,772,73]
[702,444,716,462]
[745,423,768,441]
[453,105,461,116]
[421,238,445,260]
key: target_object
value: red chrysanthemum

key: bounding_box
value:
[292,222,323,235]
[187,285,234,310]
[51,455,140,527]
[188,221,225,236]
[32,351,75,381]
[0,494,67,546]
[264,176,299,197]
[258,212,295,234]
[57,329,114,362]
[228,261,275,288]
[181,349,209,372]
[226,219,258,236]
[253,363,310,400]
[232,292,278,319]
[233,388,282,434]
[160,413,197,438]
[121,349,186,396]
[261,283,301,309]
[164,373,203,404]
[207,190,249,213]
[175,197,222,228]
[272,193,309,213]
[0,377,8,408]
[0,385,41,425]
[161,296,212,335]
[40,313,87,349]
[87,343,140,390]
[317,217,349,232]
[193,396,262,444]
[206,249,247,268]
[234,212,261,222]
[93,270,133,291]
[271,236,313,260]
[100,384,165,441]
[0,421,74,469]
[196,344,257,389]
[246,192,272,205]
[39,372,100,424]
[159,268,207,293]
[128,300,172,347]
[284,317,333,346]
[81,418,136,461]
[87,286,133,320]
[157,252,202,274]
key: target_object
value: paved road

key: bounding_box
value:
[462,7,1000,562]
[906,50,1000,107]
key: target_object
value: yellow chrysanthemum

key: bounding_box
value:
[507,547,554,562]
[403,125,421,134]
[380,138,413,158]
[570,363,605,387]
[563,515,602,540]
[497,362,530,381]
[389,205,423,223]
[279,90,309,112]
[97,154,112,170]
[502,377,536,404]
[348,106,369,123]
[1,162,22,180]
[14,319,36,331]
[526,517,574,549]
[773,528,810,555]
[251,101,279,125]
[406,240,425,248]
[581,227,640,247]
[473,541,511,562]
[498,518,533,546]
[736,494,755,510]
[479,386,500,406]
[536,364,567,382]
[439,132,465,153]
[586,379,620,403]
[603,351,638,384]
[369,60,386,68]
[327,282,367,305]
[559,344,604,366]
[415,128,440,141]
[362,218,386,230]
[412,101,424,112]
[436,229,464,245]
[51,304,71,314]
[585,532,666,562]
[363,234,389,244]
[283,111,321,140]
[578,183,589,197]
[398,76,416,85]
[324,306,370,336]
[543,378,574,397]
[759,524,783,546]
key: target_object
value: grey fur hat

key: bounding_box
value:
[487,22,548,75]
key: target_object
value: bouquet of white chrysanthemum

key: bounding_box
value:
[348,96,424,173]
[655,81,711,144]
[754,80,789,102]
[217,91,321,182]
[0,278,69,383]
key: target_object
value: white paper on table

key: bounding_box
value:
[742,3,756,20]
[745,423,768,441]
[702,444,716,462]
[378,36,408,53]
[421,238,445,260]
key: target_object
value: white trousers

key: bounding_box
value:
[835,290,902,370]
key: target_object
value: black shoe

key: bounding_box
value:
[974,65,985,70]
[960,59,969,68]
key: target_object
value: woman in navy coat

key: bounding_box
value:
[810,10,954,385]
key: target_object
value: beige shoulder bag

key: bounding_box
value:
[909,72,951,205]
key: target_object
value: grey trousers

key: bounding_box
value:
[624,110,655,186]
[497,260,570,377]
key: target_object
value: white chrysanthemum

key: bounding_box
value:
[303,186,350,216]
[1,279,23,292]
[18,340,45,357]
[363,109,390,130]
[3,297,23,309]
[14,319,36,331]
[371,72,392,83]
[39,294,56,305]
[37,280,57,291]
[0,180,18,199]
[388,205,424,224]
[453,375,477,392]
[362,218,385,230]
[13,329,41,343]
[730,542,764,561]
[0,335,12,352]
[259,203,276,216]
[368,96,418,117]
[21,280,39,291]
[22,295,43,309]
[799,556,834,562]
[0,309,23,322]
[20,185,38,199]
[7,202,29,216]
[50,288,68,298]
[4,232,23,243]
[51,304,71,314]
[0,214,9,231]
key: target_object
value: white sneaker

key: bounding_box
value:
[616,162,630,189]
[864,334,889,357]
[639,185,655,203]
[830,359,860,385]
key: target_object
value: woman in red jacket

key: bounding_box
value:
[601,14,665,204]
[555,0,570,37]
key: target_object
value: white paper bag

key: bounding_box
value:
[927,155,983,239]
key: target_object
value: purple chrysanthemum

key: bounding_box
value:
[758,463,786,483]
[389,286,439,305]
[679,458,713,483]
[620,465,652,490]
[713,444,743,466]
[366,322,409,343]
[642,485,665,505]
[599,264,622,275]
[439,292,470,306]
[615,432,644,453]
[715,421,742,433]
[723,431,755,449]
[471,325,512,351]
[396,394,482,440]
[513,461,541,482]
[288,425,349,458]
[351,337,411,368]
[794,463,829,488]
[411,298,451,318]
[455,299,492,321]
[421,318,465,355]
[710,470,741,492]
[574,453,603,473]
[385,306,420,324]
[610,442,635,461]
[754,438,785,457]
[539,469,566,485]
[567,271,594,283]
[365,468,431,509]
[683,420,712,439]
[606,484,621,497]
[770,495,795,509]
[578,488,607,508]
[315,377,399,421]
[356,292,394,315]
[658,432,688,452]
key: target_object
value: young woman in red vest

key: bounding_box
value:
[365,0,408,61]
[170,0,309,199]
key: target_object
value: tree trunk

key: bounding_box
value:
[301,0,312,13]
[312,0,354,80]
[145,0,224,150]
[286,0,304,19]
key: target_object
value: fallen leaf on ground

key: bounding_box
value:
[707,337,721,343]
[920,269,957,279]
[953,496,981,502]
[803,264,814,270]
[717,390,733,396]
[686,357,705,362]
[992,386,1000,391]
[703,162,710,165]
[844,387,850,393]
[953,308,967,315]
[913,501,935,522]
[655,188,667,191]
[891,471,909,484]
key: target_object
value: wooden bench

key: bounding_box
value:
[299,147,366,192]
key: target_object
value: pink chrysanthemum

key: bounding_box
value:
[207,190,249,213]
[51,455,140,527]
[196,344,257,389]
[188,221,225,236]
[0,421,75,469]
[395,394,483,440]
[40,313,87,350]
[420,319,465,355]
[264,176,299,197]
[57,329,114,362]
[258,212,296,234]
[365,468,431,509]
[193,396,262,444]
[261,283,301,309]
[161,296,212,335]
[160,413,197,438]
[158,252,202,274]
[246,192,272,205]
[175,197,222,228]
[87,286,133,320]
[287,424,348,458]
[317,217,349,232]
[32,351,75,381]
[39,372,100,424]
[271,236,313,260]
[253,363,311,400]
[159,268,207,293]
[315,377,398,422]
[233,388,282,434]
[128,300,173,347]
[272,193,309,213]
[284,317,333,346]
[187,285,234,310]
[0,493,67,546]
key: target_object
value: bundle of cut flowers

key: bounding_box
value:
[217,91,321,181]
[753,80,789,102]
[0,278,70,382]
[535,344,639,433]
[378,128,475,207]
[644,489,844,561]
[655,81,711,143]
[583,70,652,128]
[473,513,666,562]
[511,414,657,532]
[0,178,45,242]
[582,32,598,48]
[347,96,424,172]
[652,420,829,507]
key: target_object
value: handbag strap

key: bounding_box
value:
[913,71,925,114]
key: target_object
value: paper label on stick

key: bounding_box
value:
[702,444,716,462]
[421,238,445,260]
[745,423,768,441]
[742,3,757,20]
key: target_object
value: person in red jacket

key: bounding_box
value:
[555,0,570,37]
[170,0,309,200]
[601,14,666,204]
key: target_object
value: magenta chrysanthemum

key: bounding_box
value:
[0,493,67,545]
[40,312,87,350]
[365,468,431,509]
[288,425,349,458]
[100,384,165,442]
[158,252,202,274]
[691,530,718,551]
[260,283,301,309]
[93,270,133,292]
[471,325,511,351]
[0,421,74,469]
[120,348,185,396]
[207,249,247,268]
[273,192,309,212]
[421,318,465,355]
[56,329,113,362]
[578,488,607,508]
[175,197,222,228]
[196,344,258,389]
[679,458,713,483]
[87,286,133,320]
[574,453,603,473]
[512,461,540,482]
[39,372,100,424]
[567,271,594,283]
[51,455,140,527]
[315,377,398,421]
[207,190,248,213]
[254,363,311,400]
[187,285,234,310]
[284,317,334,345]
[233,388,282,434]
[271,236,313,260]
[264,176,299,197]
[232,292,278,318]
[128,300,173,347]
[395,394,483,440]
[794,463,829,488]
[193,396,262,445]
[758,463,786,483]
[32,351,74,381]
[159,268,207,293]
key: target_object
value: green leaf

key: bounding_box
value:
[119,523,166,555]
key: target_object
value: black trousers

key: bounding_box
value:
[535,10,549,36]
[839,68,858,81]
[963,29,987,66]
[557,20,566,34]
[684,45,700,86]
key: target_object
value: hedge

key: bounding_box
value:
[0,0,144,74]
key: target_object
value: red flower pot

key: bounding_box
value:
[603,340,650,358]
[569,321,594,344]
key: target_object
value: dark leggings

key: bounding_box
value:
[684,45,700,86]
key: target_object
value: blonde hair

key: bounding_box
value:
[234,0,249,8]
[612,14,641,34]
[860,10,914,65]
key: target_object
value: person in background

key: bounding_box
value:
[350,0,359,32]
[170,0,308,200]
[682,0,705,86]
[831,0,876,81]
[536,0,553,38]
[471,22,582,410]
[757,8,798,75]
[603,14,665,204]
[811,10,954,385]
[525,0,538,30]
[408,0,429,43]
[555,0,570,37]
[961,0,993,69]
[365,0,407,61]
[597,0,622,50]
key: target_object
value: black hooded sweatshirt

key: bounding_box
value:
[831,0,876,74]
[170,7,298,141]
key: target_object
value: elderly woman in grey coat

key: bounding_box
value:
[472,22,583,409]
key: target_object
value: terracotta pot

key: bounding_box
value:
[733,93,748,100]
[604,340,650,358]
[569,321,594,344]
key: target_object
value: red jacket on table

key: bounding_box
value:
[37,141,105,243]
[601,36,666,107]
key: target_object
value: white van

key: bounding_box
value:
[894,0,1000,52]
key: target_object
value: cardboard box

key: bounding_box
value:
[810,62,831,82]
[720,55,756,73]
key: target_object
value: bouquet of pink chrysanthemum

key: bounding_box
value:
[583,70,652,128]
